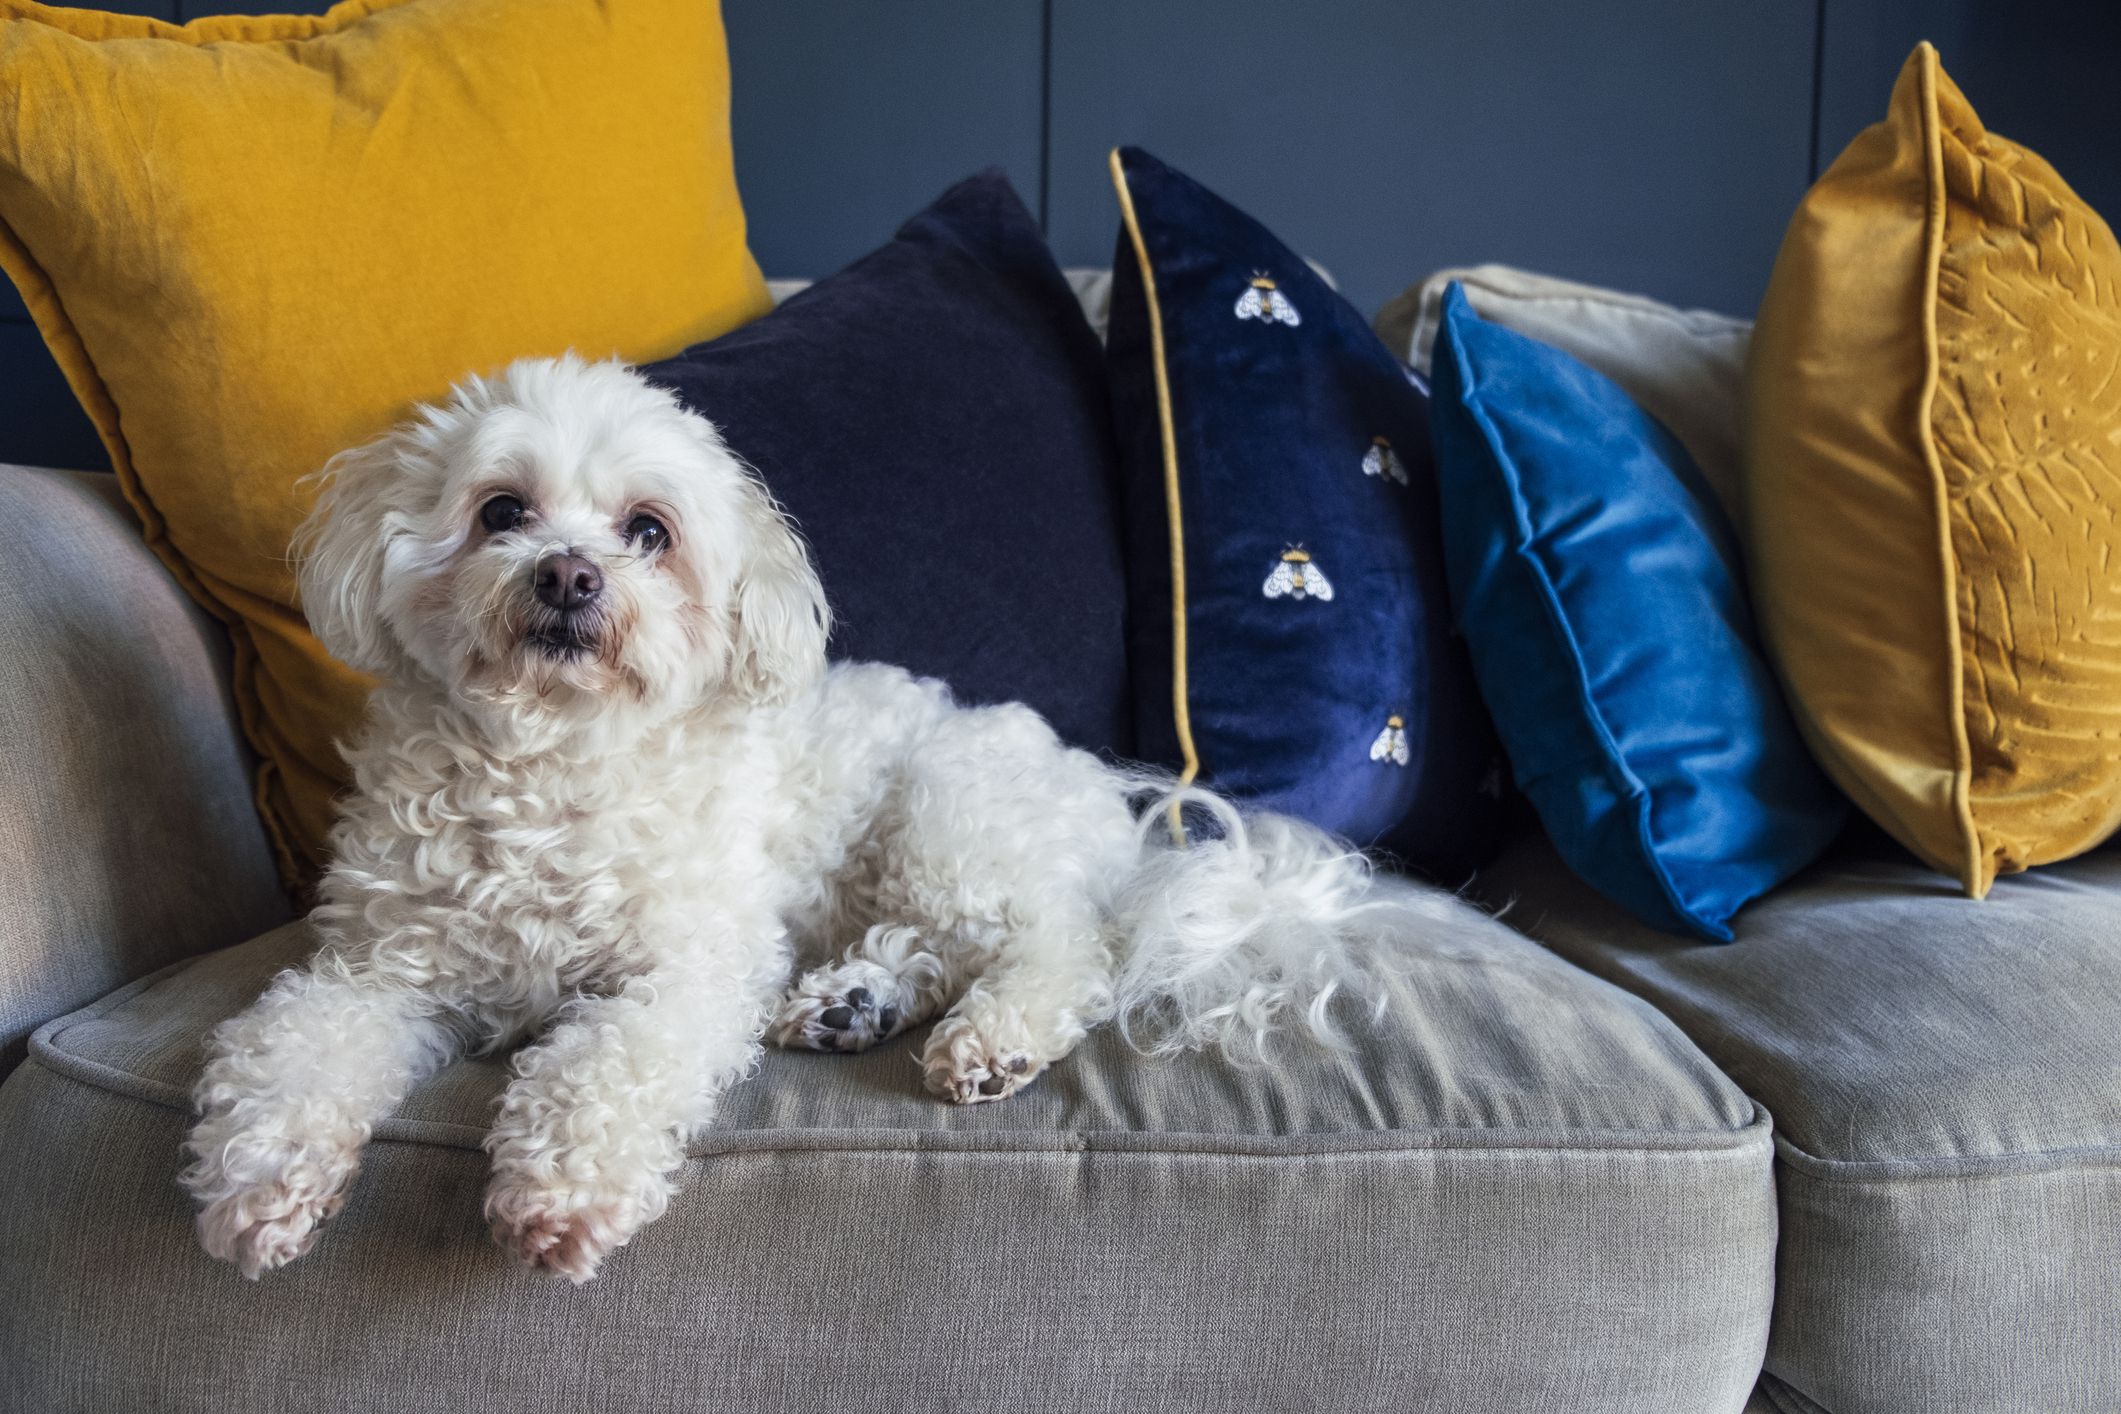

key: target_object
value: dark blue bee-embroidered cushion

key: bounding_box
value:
[643,171,1132,755]
[1429,282,1845,939]
[1105,146,1503,878]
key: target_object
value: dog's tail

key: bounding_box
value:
[1105,783,1479,1059]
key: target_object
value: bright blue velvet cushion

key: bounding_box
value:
[1106,149,1503,879]
[1429,283,1844,940]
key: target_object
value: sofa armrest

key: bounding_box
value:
[0,465,292,1074]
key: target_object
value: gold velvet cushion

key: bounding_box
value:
[0,0,771,881]
[1745,43,2121,897]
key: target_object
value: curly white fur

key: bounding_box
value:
[179,355,1512,1283]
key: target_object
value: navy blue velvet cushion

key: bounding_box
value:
[1429,283,1845,940]
[1105,148,1503,879]
[643,172,1131,754]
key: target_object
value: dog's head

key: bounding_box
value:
[295,355,828,724]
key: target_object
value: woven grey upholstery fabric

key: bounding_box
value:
[0,466,291,1076]
[1,911,1773,1413]
[1479,832,2121,1414]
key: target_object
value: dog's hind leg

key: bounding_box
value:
[774,697,1134,1080]
[921,910,1114,1104]
[768,921,968,1053]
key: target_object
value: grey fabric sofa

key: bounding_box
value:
[0,460,2112,1412]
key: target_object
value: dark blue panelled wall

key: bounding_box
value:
[4,0,2117,470]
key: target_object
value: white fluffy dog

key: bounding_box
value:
[179,355,1501,1283]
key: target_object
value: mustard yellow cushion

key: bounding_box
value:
[1746,43,2121,897]
[0,0,771,882]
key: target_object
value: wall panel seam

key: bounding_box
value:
[1808,0,1828,181]
[1038,0,1054,230]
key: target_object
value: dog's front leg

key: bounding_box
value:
[483,928,784,1283]
[182,965,456,1278]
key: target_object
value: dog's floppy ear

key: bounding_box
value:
[293,426,414,676]
[728,474,830,704]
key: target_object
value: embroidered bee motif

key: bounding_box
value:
[1361,436,1408,485]
[1234,272,1301,326]
[1262,546,1333,601]
[1370,714,1410,766]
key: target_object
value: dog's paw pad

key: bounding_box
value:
[769,961,910,1054]
[922,1016,1043,1105]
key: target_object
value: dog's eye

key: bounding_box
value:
[479,494,526,534]
[625,513,670,554]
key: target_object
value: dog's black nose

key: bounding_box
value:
[533,553,602,611]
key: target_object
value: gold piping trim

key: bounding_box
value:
[1912,44,1985,898]
[1110,149,1200,810]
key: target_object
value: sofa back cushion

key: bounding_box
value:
[0,466,291,1075]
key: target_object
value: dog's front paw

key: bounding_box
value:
[921,1013,1044,1105]
[195,1183,347,1278]
[769,959,915,1054]
[485,1167,668,1284]
[183,1131,361,1279]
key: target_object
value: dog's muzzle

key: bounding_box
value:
[527,552,604,658]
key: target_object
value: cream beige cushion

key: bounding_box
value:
[1377,264,1750,524]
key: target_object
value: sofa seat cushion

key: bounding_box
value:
[1479,831,2121,1414]
[1,901,1772,1413]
